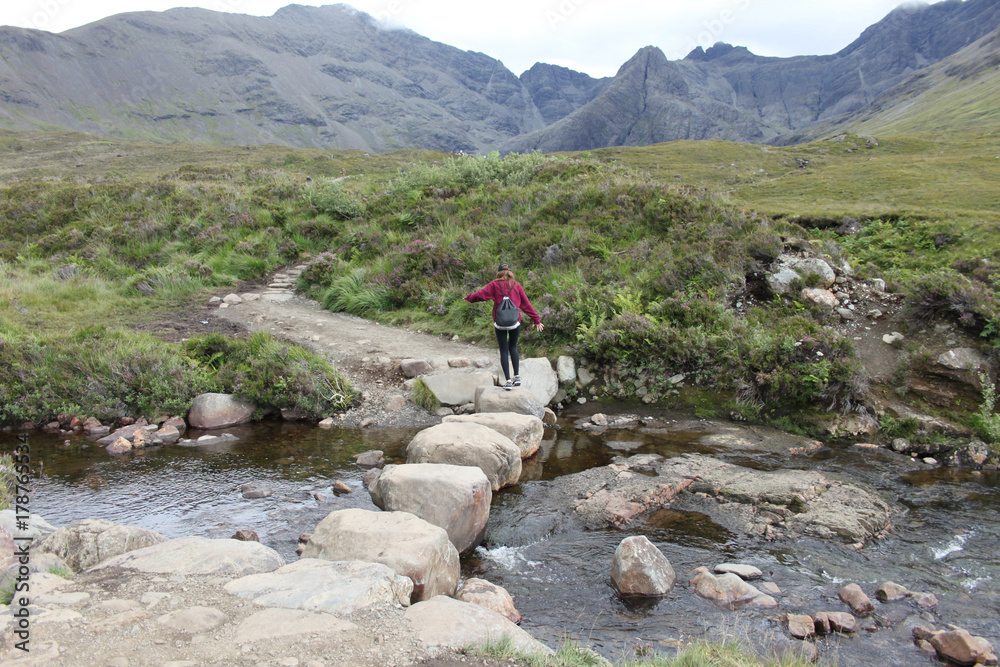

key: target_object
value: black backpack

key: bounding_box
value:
[494,281,520,329]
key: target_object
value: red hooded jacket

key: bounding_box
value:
[465,279,541,327]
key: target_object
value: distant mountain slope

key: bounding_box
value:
[1,1,999,153]
[505,0,1000,152]
[0,4,544,151]
[518,63,609,125]
[843,25,1000,136]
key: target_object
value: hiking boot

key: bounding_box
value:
[512,376,522,387]
[503,380,513,391]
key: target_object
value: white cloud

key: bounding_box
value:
[2,0,947,77]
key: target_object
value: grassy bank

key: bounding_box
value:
[1,130,998,437]
[474,635,829,667]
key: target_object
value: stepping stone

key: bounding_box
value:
[263,293,294,302]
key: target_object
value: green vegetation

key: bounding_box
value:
[1,127,997,432]
[971,372,1000,451]
[0,452,12,510]
[472,635,829,667]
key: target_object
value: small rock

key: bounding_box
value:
[813,611,856,634]
[240,483,273,499]
[385,395,408,412]
[318,418,335,428]
[876,581,911,602]
[542,408,557,426]
[912,592,938,610]
[591,413,608,426]
[354,450,384,468]
[223,294,243,305]
[232,530,259,542]
[787,614,815,639]
[761,581,782,596]
[882,332,905,346]
[333,481,352,495]
[838,583,874,616]
[359,418,376,428]
[714,563,762,580]
[106,437,132,455]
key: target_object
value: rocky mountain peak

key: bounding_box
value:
[684,42,757,63]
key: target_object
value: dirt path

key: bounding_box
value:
[213,264,499,427]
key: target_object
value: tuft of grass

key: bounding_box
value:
[47,565,74,579]
[410,378,441,412]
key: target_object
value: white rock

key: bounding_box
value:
[369,464,491,554]
[406,422,521,490]
[91,536,284,576]
[301,509,459,602]
[442,412,544,458]
[225,558,413,613]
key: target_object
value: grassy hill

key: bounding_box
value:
[1,128,997,442]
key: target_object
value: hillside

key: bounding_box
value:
[0,4,543,152]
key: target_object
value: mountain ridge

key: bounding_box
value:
[1,0,998,152]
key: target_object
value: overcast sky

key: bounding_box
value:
[3,0,946,77]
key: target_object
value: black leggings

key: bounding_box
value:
[495,326,520,381]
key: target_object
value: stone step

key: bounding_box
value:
[262,293,294,302]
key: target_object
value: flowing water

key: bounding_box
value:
[4,413,999,665]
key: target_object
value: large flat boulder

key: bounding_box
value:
[301,508,459,602]
[404,595,551,655]
[420,371,495,406]
[233,607,357,644]
[406,422,521,490]
[369,463,491,554]
[35,519,167,571]
[442,412,543,458]
[224,559,413,614]
[535,453,893,544]
[474,386,545,420]
[90,536,284,575]
[517,357,559,405]
[187,393,255,429]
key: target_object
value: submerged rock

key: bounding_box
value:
[689,567,777,609]
[541,453,893,544]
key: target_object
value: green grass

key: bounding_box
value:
[471,635,829,667]
[1,128,997,432]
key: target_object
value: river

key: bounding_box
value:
[5,412,998,665]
